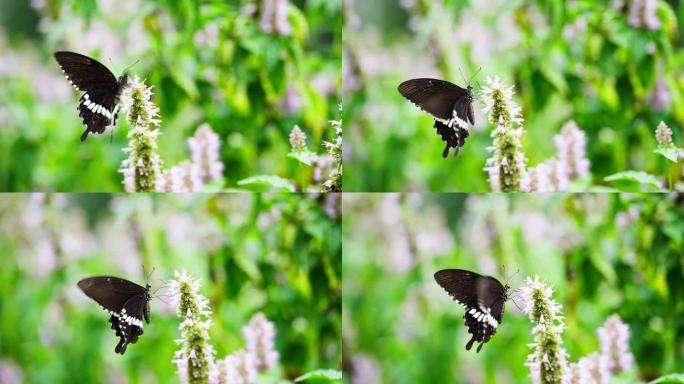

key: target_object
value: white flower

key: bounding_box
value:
[481,76,529,192]
[521,276,568,384]
[118,76,163,191]
[480,76,524,126]
[171,270,216,384]
[289,125,307,150]
[655,121,673,147]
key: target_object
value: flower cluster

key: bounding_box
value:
[628,0,660,30]
[260,0,292,36]
[161,124,225,192]
[162,161,203,192]
[554,120,591,180]
[213,311,280,384]
[597,315,635,374]
[570,353,610,384]
[655,121,674,147]
[528,121,590,191]
[528,160,570,193]
[289,125,307,151]
[520,275,568,384]
[522,276,636,383]
[481,76,529,192]
[117,78,226,192]
[171,270,216,384]
[322,118,343,192]
[119,76,164,192]
[216,350,257,384]
[171,271,282,384]
[242,312,280,372]
[188,123,224,183]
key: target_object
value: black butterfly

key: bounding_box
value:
[78,276,151,355]
[434,269,509,353]
[54,51,129,141]
[398,78,475,158]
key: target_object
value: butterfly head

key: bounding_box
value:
[465,85,474,101]
[118,73,130,89]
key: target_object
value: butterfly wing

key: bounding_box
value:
[434,269,506,353]
[54,51,121,141]
[78,276,148,312]
[76,90,119,141]
[434,269,483,308]
[78,276,151,355]
[398,78,467,122]
[54,51,118,92]
[110,294,149,355]
[399,78,474,157]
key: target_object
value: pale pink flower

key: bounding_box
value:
[598,315,635,373]
[242,313,279,372]
[188,124,224,183]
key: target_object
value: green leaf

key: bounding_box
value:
[654,146,683,163]
[237,175,296,192]
[604,171,664,192]
[294,369,343,383]
[288,150,316,166]
[650,374,684,383]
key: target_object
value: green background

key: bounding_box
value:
[343,193,684,383]
[0,0,341,192]
[0,192,341,383]
[343,0,684,192]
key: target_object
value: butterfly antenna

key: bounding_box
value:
[458,67,468,85]
[122,59,140,74]
[468,66,482,85]
[145,266,155,286]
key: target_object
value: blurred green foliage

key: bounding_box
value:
[342,193,684,383]
[343,0,684,192]
[0,192,341,383]
[0,0,341,191]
